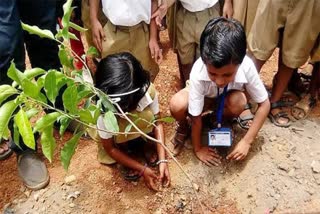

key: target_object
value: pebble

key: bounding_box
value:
[193,183,200,191]
[24,190,31,197]
[116,187,122,193]
[65,175,76,185]
[65,209,71,214]
[132,181,138,186]
[311,160,320,173]
[269,135,277,142]
[40,198,45,203]
[288,169,295,177]
[69,203,75,208]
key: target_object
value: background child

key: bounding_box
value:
[90,0,162,81]
[169,17,270,164]
[247,0,320,127]
[95,52,170,190]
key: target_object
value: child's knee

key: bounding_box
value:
[169,90,188,120]
[226,91,247,115]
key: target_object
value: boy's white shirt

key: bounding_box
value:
[101,0,151,26]
[179,0,218,12]
[188,56,269,116]
[97,91,160,139]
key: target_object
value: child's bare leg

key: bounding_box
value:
[310,62,320,98]
[269,61,294,125]
[169,89,189,155]
[177,56,193,88]
[224,90,248,117]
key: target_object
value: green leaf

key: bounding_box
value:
[44,71,58,104]
[103,111,119,133]
[79,109,94,124]
[58,46,73,68]
[7,62,39,98]
[58,115,71,136]
[12,68,46,88]
[70,22,87,32]
[61,131,84,170]
[0,99,20,140]
[26,108,39,119]
[62,0,73,29]
[21,22,54,40]
[33,112,61,132]
[68,32,79,41]
[86,46,99,57]
[155,116,175,123]
[14,109,35,150]
[97,91,116,112]
[40,124,56,162]
[62,84,78,114]
[13,123,21,149]
[0,85,18,105]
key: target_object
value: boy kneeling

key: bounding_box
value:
[170,17,270,165]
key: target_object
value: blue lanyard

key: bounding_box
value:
[216,85,228,128]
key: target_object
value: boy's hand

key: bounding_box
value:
[222,0,233,18]
[143,167,159,191]
[151,0,168,27]
[91,20,105,53]
[227,139,251,161]
[195,147,221,167]
[159,162,170,187]
[149,39,163,64]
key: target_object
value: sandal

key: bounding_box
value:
[268,101,292,127]
[0,139,13,161]
[234,104,254,130]
[291,95,317,120]
[172,121,189,156]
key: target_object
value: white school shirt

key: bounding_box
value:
[188,56,268,116]
[101,0,151,26]
[179,0,218,12]
[97,91,160,139]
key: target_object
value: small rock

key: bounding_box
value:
[41,207,46,212]
[20,186,27,193]
[67,191,81,200]
[13,199,19,204]
[112,182,116,185]
[288,169,295,177]
[306,189,315,195]
[144,196,149,200]
[65,175,76,185]
[269,135,277,142]
[125,205,130,209]
[193,183,199,191]
[132,181,138,186]
[116,187,122,193]
[40,198,45,203]
[24,190,31,198]
[277,163,290,172]
[180,195,187,201]
[69,203,75,208]
[65,209,71,214]
[311,160,320,173]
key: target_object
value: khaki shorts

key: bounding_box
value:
[101,21,159,81]
[311,36,320,63]
[248,0,320,69]
[233,0,260,36]
[176,3,220,65]
[81,0,107,48]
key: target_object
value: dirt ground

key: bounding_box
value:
[1,31,320,214]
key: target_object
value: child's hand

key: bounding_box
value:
[195,146,221,167]
[143,167,159,191]
[151,0,168,27]
[91,20,105,53]
[222,0,233,18]
[149,39,163,64]
[159,162,170,187]
[227,139,251,161]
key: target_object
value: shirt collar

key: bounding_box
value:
[198,60,248,83]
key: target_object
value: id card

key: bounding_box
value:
[208,127,232,147]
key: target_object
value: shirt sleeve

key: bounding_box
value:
[188,78,205,116]
[96,115,114,139]
[149,92,160,115]
[245,61,269,103]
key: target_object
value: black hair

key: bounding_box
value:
[95,52,150,112]
[200,17,247,68]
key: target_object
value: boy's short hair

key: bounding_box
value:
[200,17,247,68]
[96,52,150,112]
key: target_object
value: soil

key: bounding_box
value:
[1,31,320,214]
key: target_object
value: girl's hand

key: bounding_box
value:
[151,0,168,27]
[149,39,163,64]
[143,167,159,191]
[159,162,170,187]
[227,139,251,161]
[222,0,233,18]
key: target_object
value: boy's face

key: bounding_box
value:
[206,63,238,88]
